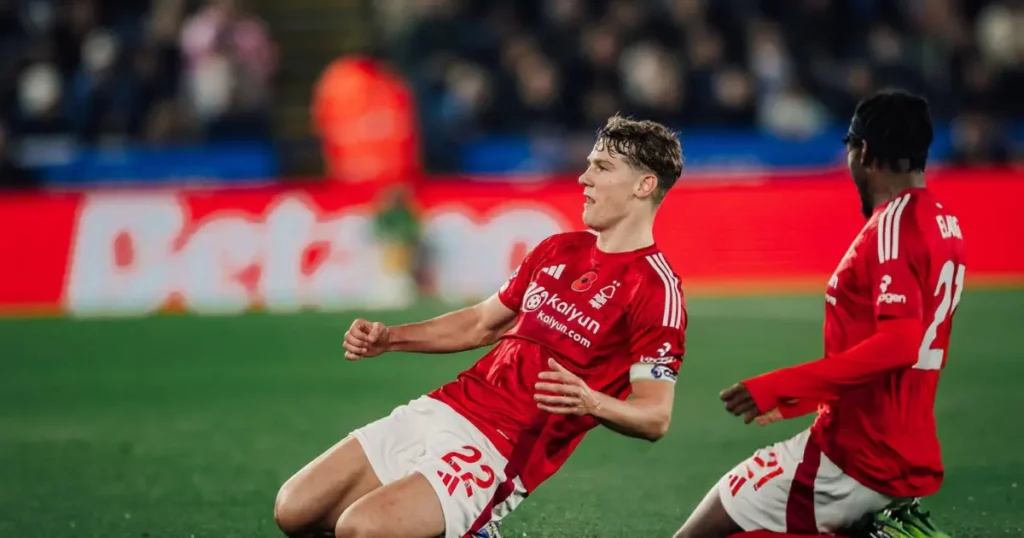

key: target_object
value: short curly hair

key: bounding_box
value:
[843,89,934,173]
[595,115,684,205]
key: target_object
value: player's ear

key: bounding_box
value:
[859,140,870,168]
[634,173,658,199]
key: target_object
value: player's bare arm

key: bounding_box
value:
[342,293,516,359]
[534,358,674,441]
[592,378,674,441]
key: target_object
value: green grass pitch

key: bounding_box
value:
[1,290,1021,537]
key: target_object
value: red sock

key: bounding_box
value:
[729,528,831,532]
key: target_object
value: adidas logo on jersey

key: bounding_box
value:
[541,264,566,279]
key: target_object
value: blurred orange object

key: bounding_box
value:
[312,56,421,186]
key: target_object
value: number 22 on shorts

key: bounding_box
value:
[437,446,496,498]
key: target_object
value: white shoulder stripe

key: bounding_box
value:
[657,253,683,329]
[878,194,912,263]
[877,200,895,263]
[645,253,683,329]
[890,194,911,261]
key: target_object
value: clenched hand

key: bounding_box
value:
[343,319,390,360]
[720,383,761,424]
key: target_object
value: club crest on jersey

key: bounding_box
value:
[572,270,598,292]
[589,281,620,309]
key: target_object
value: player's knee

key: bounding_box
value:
[334,507,386,538]
[274,484,313,536]
[674,492,740,538]
[673,528,694,538]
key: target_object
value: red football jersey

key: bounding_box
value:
[429,231,687,492]
[813,188,966,497]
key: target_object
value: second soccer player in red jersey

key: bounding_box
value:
[274,116,688,538]
[674,90,964,538]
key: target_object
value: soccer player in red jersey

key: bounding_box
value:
[274,116,689,538]
[674,90,963,538]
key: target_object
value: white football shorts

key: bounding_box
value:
[718,429,898,534]
[352,396,527,538]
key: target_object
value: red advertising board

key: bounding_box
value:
[0,169,1020,317]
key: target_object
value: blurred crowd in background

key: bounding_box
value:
[1,0,1022,189]
[376,0,1023,169]
[0,0,277,185]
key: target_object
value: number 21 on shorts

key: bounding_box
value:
[915,261,965,371]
